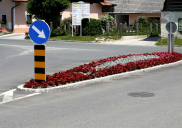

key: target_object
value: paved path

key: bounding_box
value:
[0,33,161,46]
[0,33,25,40]
[99,36,161,46]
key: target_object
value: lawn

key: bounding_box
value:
[49,35,96,41]
[156,37,182,46]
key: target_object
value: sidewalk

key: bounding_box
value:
[99,36,161,46]
[0,33,25,40]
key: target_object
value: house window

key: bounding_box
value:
[0,0,2,2]
[1,14,7,24]
[26,15,32,24]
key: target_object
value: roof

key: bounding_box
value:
[70,0,104,3]
[13,0,28,1]
[107,0,165,13]
[162,0,182,11]
[100,0,112,6]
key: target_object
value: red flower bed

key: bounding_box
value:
[24,52,182,88]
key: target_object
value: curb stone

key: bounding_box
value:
[17,60,182,93]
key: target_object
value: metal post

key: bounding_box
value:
[106,22,110,33]
[72,25,73,37]
[66,22,70,33]
[156,23,158,32]
[136,23,138,35]
[80,25,82,36]
[34,45,45,83]
[168,22,174,53]
[171,34,174,53]
[50,22,53,33]
[64,22,66,30]
[150,23,152,36]
[119,23,123,37]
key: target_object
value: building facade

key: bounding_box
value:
[161,0,182,38]
[0,0,166,33]
[106,0,165,29]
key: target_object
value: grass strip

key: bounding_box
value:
[156,37,182,46]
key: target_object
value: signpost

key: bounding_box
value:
[72,1,90,37]
[166,22,177,53]
[29,20,50,82]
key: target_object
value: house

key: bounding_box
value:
[106,0,165,28]
[0,0,167,33]
[161,0,182,38]
[0,0,113,33]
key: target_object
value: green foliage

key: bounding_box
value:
[82,18,102,36]
[99,15,115,29]
[62,17,72,24]
[105,29,121,40]
[0,20,7,24]
[26,20,32,24]
[51,28,70,37]
[156,37,182,46]
[123,17,161,36]
[26,0,70,28]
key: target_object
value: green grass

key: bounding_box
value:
[3,32,11,35]
[49,35,96,41]
[156,37,182,46]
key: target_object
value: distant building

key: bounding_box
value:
[0,0,167,33]
[0,0,109,33]
[106,0,165,28]
[161,0,182,38]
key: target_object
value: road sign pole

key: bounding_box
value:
[166,22,177,53]
[169,22,172,52]
[29,20,50,83]
[34,45,45,83]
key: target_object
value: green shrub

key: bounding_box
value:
[82,18,102,36]
[106,29,120,36]
[99,15,115,30]
[62,17,72,24]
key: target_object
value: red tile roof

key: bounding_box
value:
[13,0,28,1]
[100,0,112,6]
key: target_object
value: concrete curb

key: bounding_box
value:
[17,60,182,93]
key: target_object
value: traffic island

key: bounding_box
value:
[17,52,182,93]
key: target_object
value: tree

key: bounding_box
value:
[26,0,70,28]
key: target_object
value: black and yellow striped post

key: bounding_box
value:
[34,45,45,83]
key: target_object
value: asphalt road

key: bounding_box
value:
[0,39,182,128]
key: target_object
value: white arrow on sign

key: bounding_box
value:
[32,25,46,39]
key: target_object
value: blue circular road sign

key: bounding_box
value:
[29,20,50,44]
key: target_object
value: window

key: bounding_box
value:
[26,15,32,24]
[1,14,7,24]
[0,0,2,2]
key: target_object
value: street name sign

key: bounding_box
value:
[29,20,50,44]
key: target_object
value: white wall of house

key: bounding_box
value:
[161,11,182,38]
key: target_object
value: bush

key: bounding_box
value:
[82,18,102,36]
[62,17,72,24]
[99,15,115,30]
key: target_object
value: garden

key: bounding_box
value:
[24,51,182,89]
